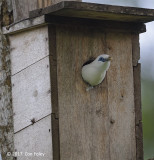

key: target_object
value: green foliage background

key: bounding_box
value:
[142,80,154,159]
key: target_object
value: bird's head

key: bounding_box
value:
[92,54,111,71]
[96,54,111,63]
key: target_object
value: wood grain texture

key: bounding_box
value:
[55,25,137,160]
[51,114,60,160]
[38,0,43,9]
[48,25,60,160]
[12,0,29,22]
[48,25,59,118]
[132,34,140,66]
[12,57,52,133]
[56,26,110,160]
[3,15,46,35]
[51,0,81,5]
[37,0,81,8]
[133,64,143,160]
[29,1,154,23]
[14,115,52,160]
[12,0,81,21]
[106,32,136,159]
[9,26,49,75]
[12,0,41,21]
[28,0,38,11]
[38,0,52,8]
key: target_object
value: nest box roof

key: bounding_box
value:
[3,1,154,34]
[30,1,154,23]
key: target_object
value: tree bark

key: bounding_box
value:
[0,0,13,159]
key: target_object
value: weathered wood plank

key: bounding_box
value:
[45,0,52,7]
[106,32,136,159]
[28,0,38,11]
[38,0,43,9]
[12,0,29,22]
[14,115,52,160]
[132,34,140,66]
[9,26,49,75]
[37,0,81,8]
[57,26,110,160]
[48,25,59,118]
[12,0,43,21]
[133,63,143,160]
[12,0,81,21]
[48,25,60,160]
[30,1,154,23]
[37,0,52,8]
[12,57,52,133]
[51,0,81,5]
[56,26,137,159]
[3,16,46,35]
[132,35,143,159]
[51,114,60,160]
[3,15,146,35]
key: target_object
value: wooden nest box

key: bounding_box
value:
[3,1,154,160]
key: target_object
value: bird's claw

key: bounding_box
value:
[86,86,94,92]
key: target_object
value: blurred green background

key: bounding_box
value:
[83,0,154,159]
[142,79,154,159]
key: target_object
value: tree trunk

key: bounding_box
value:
[0,0,13,160]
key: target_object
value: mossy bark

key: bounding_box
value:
[0,0,13,159]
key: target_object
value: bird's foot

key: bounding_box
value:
[86,86,94,92]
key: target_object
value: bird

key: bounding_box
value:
[81,54,111,91]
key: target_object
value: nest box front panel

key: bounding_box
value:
[55,25,136,160]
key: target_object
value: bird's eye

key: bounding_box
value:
[98,57,105,62]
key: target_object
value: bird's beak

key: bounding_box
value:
[106,56,112,61]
